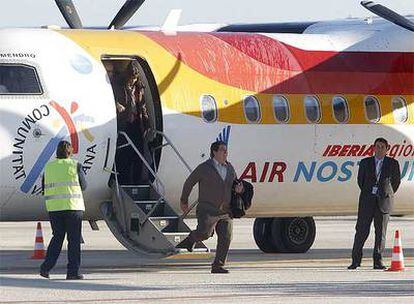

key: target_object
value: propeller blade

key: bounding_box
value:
[108,0,146,29]
[361,1,414,32]
[54,0,83,29]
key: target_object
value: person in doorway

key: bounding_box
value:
[177,141,243,274]
[348,137,401,270]
[40,140,87,280]
[115,60,151,184]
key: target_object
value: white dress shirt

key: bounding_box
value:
[213,158,227,181]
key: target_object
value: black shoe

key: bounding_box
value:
[66,274,84,280]
[39,270,49,279]
[347,263,360,270]
[373,263,386,270]
[211,266,229,274]
[176,237,195,252]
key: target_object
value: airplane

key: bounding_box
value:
[0,0,413,257]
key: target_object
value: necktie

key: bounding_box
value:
[376,159,382,181]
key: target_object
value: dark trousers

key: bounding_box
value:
[189,209,233,267]
[40,210,84,275]
[351,196,389,264]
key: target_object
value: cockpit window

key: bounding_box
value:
[0,64,43,95]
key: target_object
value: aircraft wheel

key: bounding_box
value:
[253,218,277,253]
[280,217,316,253]
[269,218,288,253]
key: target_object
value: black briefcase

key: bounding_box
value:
[231,193,245,218]
[231,180,254,218]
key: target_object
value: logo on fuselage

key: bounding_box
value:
[11,101,96,195]
[239,142,414,184]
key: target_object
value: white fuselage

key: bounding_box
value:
[0,21,413,221]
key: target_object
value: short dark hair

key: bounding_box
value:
[374,137,389,148]
[56,140,73,159]
[210,140,227,158]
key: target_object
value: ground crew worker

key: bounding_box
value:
[39,140,87,280]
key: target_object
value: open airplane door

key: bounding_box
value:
[100,56,208,257]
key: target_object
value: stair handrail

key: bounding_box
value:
[152,130,200,219]
[103,162,129,235]
[118,131,166,196]
[153,130,192,173]
[118,130,198,221]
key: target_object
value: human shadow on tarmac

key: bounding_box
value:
[0,277,413,297]
[0,276,171,291]
[227,247,414,262]
[210,280,414,298]
[0,247,413,275]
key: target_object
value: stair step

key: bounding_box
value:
[122,185,151,200]
[175,246,210,253]
[135,200,165,216]
[150,216,188,232]
[163,232,207,251]
[163,232,189,245]
[108,182,210,256]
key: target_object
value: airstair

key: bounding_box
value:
[101,131,208,258]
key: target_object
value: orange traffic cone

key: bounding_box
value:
[387,230,405,271]
[31,222,46,259]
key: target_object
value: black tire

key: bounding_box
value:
[253,218,277,253]
[269,218,288,253]
[280,217,316,253]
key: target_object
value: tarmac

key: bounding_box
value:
[0,217,413,303]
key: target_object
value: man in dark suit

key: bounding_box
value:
[348,137,401,270]
[177,141,243,274]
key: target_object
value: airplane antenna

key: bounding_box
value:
[108,0,146,30]
[361,1,414,32]
[54,0,83,29]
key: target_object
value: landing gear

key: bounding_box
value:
[253,217,316,253]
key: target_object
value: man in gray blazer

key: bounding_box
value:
[348,137,401,270]
[178,141,243,273]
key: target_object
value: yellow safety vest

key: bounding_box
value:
[44,158,85,212]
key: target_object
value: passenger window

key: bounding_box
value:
[304,95,321,123]
[0,64,42,95]
[200,95,217,123]
[273,95,290,123]
[243,95,261,123]
[332,96,349,123]
[392,96,408,123]
[364,96,381,123]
